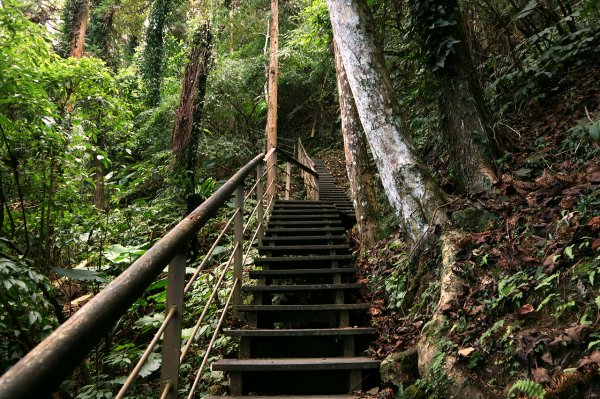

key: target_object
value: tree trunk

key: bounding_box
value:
[327,0,447,244]
[171,23,213,163]
[92,131,107,210]
[434,0,498,194]
[265,0,279,203]
[332,41,380,248]
[88,0,118,64]
[67,0,90,58]
[143,0,169,106]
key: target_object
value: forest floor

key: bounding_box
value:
[320,68,600,398]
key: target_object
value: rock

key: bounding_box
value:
[380,348,419,388]
[452,208,498,232]
[403,384,426,399]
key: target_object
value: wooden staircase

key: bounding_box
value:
[212,162,378,397]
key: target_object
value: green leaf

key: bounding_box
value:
[565,245,575,260]
[588,121,600,141]
[139,353,161,378]
[52,267,107,282]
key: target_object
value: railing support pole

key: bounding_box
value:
[315,175,319,201]
[233,184,244,320]
[285,162,291,200]
[257,164,264,242]
[160,252,186,399]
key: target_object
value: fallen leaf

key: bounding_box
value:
[518,303,535,318]
[458,347,476,357]
[532,367,552,385]
[565,324,590,343]
[587,172,600,183]
[586,216,600,227]
[541,351,553,365]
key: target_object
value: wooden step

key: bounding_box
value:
[268,220,343,227]
[254,255,353,264]
[274,200,329,205]
[258,245,350,252]
[249,268,355,278]
[212,357,378,372]
[261,235,346,243]
[224,328,375,337]
[269,214,341,220]
[207,396,357,399]
[265,227,346,235]
[242,283,360,292]
[236,304,370,312]
[271,209,338,214]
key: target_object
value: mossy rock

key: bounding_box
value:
[403,384,427,399]
[380,348,418,388]
[451,208,498,232]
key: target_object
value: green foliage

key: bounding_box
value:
[0,258,59,373]
[408,0,459,70]
[507,379,546,399]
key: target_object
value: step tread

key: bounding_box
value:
[242,283,361,292]
[212,357,379,371]
[236,304,370,312]
[224,328,375,337]
[268,220,343,226]
[270,214,341,220]
[261,235,346,242]
[258,245,350,251]
[249,268,355,277]
[206,396,358,399]
[255,255,353,263]
[266,227,346,233]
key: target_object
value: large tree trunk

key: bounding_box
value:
[142,0,168,106]
[171,23,213,163]
[327,0,447,244]
[265,0,279,203]
[411,0,498,193]
[328,3,489,394]
[332,41,380,248]
[171,23,213,258]
[67,0,90,58]
[88,0,117,64]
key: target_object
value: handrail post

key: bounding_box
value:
[256,163,264,242]
[315,175,319,201]
[285,162,291,200]
[160,251,186,399]
[233,184,244,320]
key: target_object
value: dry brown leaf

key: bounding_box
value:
[532,367,552,385]
[518,303,535,318]
[458,347,475,357]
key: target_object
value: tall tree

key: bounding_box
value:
[327,0,447,244]
[332,41,380,248]
[265,0,279,203]
[88,0,118,64]
[409,0,498,193]
[142,0,169,106]
[60,0,91,58]
[171,22,213,213]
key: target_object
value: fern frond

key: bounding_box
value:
[507,379,546,399]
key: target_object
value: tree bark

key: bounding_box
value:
[408,0,498,193]
[332,41,380,248]
[171,23,213,163]
[265,0,279,203]
[67,0,90,58]
[143,0,169,106]
[434,0,498,194]
[327,0,448,244]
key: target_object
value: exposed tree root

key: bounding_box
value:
[416,230,486,398]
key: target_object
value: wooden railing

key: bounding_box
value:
[0,145,319,399]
